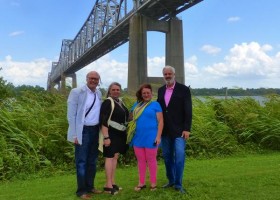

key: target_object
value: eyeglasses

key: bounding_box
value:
[87,77,99,81]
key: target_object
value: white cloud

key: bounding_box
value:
[200,45,221,55]
[1,41,279,90]
[0,55,51,88]
[204,42,275,76]
[147,56,165,76]
[75,54,128,89]
[227,16,240,22]
[185,56,199,75]
[73,55,165,89]
[9,31,24,37]
[188,42,280,88]
[261,44,273,52]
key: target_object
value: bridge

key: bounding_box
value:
[47,0,203,93]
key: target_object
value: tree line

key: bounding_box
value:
[190,87,280,96]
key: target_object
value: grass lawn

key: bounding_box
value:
[0,153,279,200]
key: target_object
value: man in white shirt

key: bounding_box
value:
[67,71,102,199]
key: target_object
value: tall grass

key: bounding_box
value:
[0,91,279,180]
[0,91,72,180]
[213,96,280,150]
[189,97,238,157]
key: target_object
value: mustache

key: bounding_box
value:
[164,77,174,81]
[164,77,175,85]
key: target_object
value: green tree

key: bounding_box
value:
[0,68,14,101]
[13,85,45,97]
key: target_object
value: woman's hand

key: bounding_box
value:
[154,136,161,146]
[103,138,111,147]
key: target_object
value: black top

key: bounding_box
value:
[99,98,129,157]
[157,82,192,138]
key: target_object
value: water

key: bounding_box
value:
[195,96,267,106]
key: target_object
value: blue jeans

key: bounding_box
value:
[161,136,186,189]
[75,125,99,197]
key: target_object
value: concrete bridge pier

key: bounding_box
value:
[47,72,76,93]
[59,73,77,93]
[47,74,56,92]
[60,74,66,94]
[128,15,185,93]
[128,14,148,94]
[68,73,77,88]
[166,19,185,84]
[57,82,61,91]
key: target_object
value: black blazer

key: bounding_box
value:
[157,82,192,138]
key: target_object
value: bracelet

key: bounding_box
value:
[104,137,110,140]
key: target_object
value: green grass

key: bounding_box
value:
[0,153,280,200]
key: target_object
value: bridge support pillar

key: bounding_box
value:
[68,73,77,88]
[166,19,185,85]
[49,82,56,93]
[60,74,66,94]
[128,15,185,93]
[128,14,148,94]
[57,82,61,91]
[48,73,76,93]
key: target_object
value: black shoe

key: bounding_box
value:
[162,183,174,188]
[175,187,187,194]
[104,187,118,195]
[113,184,122,191]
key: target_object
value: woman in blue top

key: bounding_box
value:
[130,83,163,191]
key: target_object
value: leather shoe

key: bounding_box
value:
[90,188,102,194]
[80,194,92,199]
[162,183,174,188]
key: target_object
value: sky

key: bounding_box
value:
[1,0,280,89]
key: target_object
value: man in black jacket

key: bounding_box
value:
[157,65,192,194]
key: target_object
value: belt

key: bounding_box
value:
[84,124,99,128]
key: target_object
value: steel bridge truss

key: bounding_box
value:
[49,0,132,84]
[48,0,202,88]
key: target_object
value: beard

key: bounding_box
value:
[164,76,175,85]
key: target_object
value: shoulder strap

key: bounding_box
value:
[133,101,151,121]
[85,93,96,117]
[107,97,115,123]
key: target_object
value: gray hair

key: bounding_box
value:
[86,71,100,78]
[162,65,175,74]
[106,82,122,97]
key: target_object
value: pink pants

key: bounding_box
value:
[134,146,158,185]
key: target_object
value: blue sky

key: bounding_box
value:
[1,0,280,89]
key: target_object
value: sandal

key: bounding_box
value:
[150,186,157,191]
[134,185,146,191]
[103,187,118,195]
[113,184,123,191]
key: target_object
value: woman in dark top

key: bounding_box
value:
[99,82,129,195]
